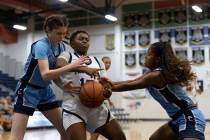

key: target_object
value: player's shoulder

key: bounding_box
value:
[31,38,49,53]
[147,69,161,76]
[91,56,104,65]
[34,38,48,47]
[143,70,162,81]
[88,55,96,60]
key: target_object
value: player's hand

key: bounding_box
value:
[103,87,112,99]
[84,67,104,78]
[99,77,113,87]
[68,56,88,71]
[99,77,112,99]
[63,81,81,97]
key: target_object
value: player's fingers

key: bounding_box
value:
[103,88,112,99]
[96,68,104,71]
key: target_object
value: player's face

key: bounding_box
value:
[72,33,89,55]
[48,26,68,44]
[102,58,111,70]
[144,48,158,69]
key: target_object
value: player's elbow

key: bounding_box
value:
[41,72,52,81]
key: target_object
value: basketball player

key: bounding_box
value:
[101,56,114,108]
[89,56,114,140]
[56,30,126,140]
[10,15,87,140]
[102,57,111,70]
[101,42,206,140]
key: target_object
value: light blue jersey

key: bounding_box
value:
[147,68,205,140]
[21,37,65,87]
[147,84,195,118]
[14,37,66,116]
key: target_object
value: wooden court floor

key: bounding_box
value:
[0,121,209,140]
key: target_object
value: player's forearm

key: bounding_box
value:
[112,83,130,92]
[42,64,76,80]
[112,80,133,86]
[112,80,142,92]
[70,67,87,73]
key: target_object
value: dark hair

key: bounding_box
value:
[43,15,69,33]
[102,56,111,61]
[69,30,89,44]
[150,42,171,70]
[150,42,196,86]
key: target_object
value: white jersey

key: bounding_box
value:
[58,51,107,102]
[58,51,114,132]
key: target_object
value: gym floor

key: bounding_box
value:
[0,121,209,140]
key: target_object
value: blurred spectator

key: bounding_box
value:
[0,96,13,131]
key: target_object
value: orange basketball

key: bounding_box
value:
[79,80,105,108]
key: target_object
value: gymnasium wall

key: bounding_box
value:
[0,42,6,53]
[119,1,210,120]
[0,32,30,63]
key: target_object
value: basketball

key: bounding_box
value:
[79,80,105,108]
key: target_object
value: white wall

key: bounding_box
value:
[0,32,28,63]
[0,29,45,64]
[0,42,6,53]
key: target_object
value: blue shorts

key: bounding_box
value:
[14,82,62,116]
[168,109,206,140]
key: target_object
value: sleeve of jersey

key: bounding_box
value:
[58,51,70,63]
[33,41,49,60]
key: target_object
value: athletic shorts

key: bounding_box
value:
[14,82,61,116]
[62,97,114,133]
[168,109,206,140]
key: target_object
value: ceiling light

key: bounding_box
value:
[192,5,202,13]
[13,24,27,30]
[59,0,68,2]
[105,14,118,22]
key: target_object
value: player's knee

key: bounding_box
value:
[149,137,154,140]
[120,132,126,140]
[149,134,156,140]
[112,131,126,140]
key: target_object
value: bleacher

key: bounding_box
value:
[0,53,23,98]
[0,88,9,97]
[0,71,18,91]
[110,108,130,121]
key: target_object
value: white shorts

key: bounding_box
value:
[62,97,114,133]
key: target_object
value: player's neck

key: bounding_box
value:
[74,52,87,56]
